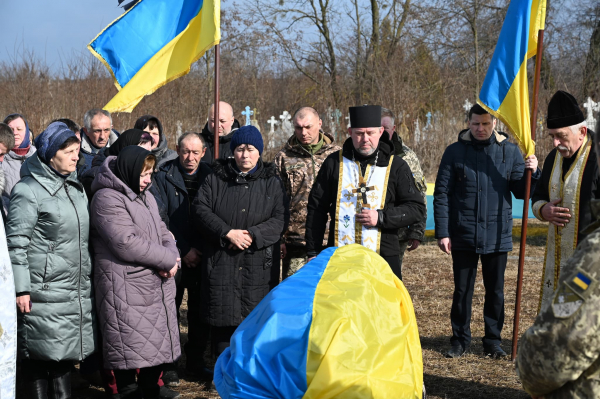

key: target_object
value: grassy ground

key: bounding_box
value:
[73,219,548,398]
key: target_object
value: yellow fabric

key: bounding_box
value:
[305,244,423,399]
[99,0,220,113]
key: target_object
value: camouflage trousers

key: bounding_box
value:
[282,246,308,279]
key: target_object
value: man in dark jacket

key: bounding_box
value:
[305,105,426,279]
[381,107,427,271]
[434,104,540,359]
[154,132,212,380]
[200,101,241,162]
[79,109,119,175]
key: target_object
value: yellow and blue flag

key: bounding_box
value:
[214,244,423,398]
[89,0,220,113]
[478,0,546,156]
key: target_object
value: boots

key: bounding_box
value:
[27,378,49,399]
[48,370,71,399]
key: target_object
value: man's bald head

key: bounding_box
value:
[293,107,322,145]
[208,101,235,136]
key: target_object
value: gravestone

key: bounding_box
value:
[584,97,599,128]
[280,111,293,136]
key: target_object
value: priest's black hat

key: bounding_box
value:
[547,90,585,129]
[349,105,382,128]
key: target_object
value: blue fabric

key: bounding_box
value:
[425,195,534,231]
[230,125,264,155]
[214,247,335,399]
[89,0,203,88]
[433,130,540,254]
[34,122,76,163]
[4,113,30,149]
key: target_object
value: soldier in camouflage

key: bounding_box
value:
[381,108,427,269]
[274,107,341,278]
[516,122,600,399]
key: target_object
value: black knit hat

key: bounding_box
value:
[349,105,382,128]
[547,90,585,129]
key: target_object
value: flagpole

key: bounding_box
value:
[511,29,544,361]
[213,44,220,161]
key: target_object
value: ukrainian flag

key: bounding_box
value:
[214,244,423,398]
[478,0,546,157]
[89,0,220,113]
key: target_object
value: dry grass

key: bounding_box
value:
[73,219,548,399]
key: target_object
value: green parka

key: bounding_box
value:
[7,154,96,361]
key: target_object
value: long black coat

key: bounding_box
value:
[154,158,212,286]
[193,158,288,327]
[200,119,241,163]
[434,130,540,254]
[305,135,426,258]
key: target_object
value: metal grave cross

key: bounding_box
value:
[268,116,278,133]
[242,106,254,126]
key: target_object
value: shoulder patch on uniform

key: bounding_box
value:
[552,269,596,319]
[286,163,305,171]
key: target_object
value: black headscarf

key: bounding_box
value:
[108,128,145,156]
[114,146,154,195]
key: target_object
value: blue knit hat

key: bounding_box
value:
[230,125,264,155]
[34,122,77,163]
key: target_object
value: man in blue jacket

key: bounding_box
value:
[434,104,540,358]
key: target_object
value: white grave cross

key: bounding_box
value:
[583,97,599,128]
[268,116,278,133]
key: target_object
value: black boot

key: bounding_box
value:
[27,378,49,399]
[48,362,72,399]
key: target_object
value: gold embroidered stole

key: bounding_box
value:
[334,151,393,254]
[538,136,592,311]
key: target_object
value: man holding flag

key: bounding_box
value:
[434,104,539,359]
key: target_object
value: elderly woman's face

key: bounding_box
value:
[50,142,80,175]
[234,144,260,172]
[139,167,153,192]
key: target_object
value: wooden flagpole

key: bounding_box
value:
[213,44,220,161]
[511,29,545,361]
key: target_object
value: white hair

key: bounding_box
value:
[570,121,587,135]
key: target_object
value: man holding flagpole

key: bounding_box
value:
[532,90,600,311]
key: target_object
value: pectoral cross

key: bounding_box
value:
[352,177,375,210]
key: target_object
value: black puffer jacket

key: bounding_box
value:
[199,119,241,162]
[193,158,288,327]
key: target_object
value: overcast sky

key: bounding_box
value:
[0,0,124,71]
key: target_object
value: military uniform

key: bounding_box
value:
[390,132,427,267]
[516,200,600,398]
[274,132,340,277]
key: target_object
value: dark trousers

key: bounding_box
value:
[383,255,402,281]
[174,273,210,368]
[211,326,237,358]
[20,359,72,399]
[450,250,507,348]
[113,366,162,399]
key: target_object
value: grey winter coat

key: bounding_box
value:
[7,154,95,361]
[151,133,178,169]
[90,156,181,370]
[1,146,36,211]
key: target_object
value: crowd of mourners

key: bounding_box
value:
[1,91,598,399]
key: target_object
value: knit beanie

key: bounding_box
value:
[34,122,77,163]
[547,90,585,129]
[230,125,264,155]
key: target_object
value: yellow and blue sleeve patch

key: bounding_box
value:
[573,273,591,291]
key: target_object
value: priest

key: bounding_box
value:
[305,105,426,280]
[532,90,600,310]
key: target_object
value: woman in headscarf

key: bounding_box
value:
[1,114,36,211]
[90,146,180,399]
[79,128,153,199]
[193,125,288,357]
[7,122,94,399]
[134,115,177,167]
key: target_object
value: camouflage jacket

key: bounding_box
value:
[391,132,427,242]
[516,200,600,398]
[274,132,341,247]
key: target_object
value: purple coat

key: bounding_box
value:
[90,156,181,370]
